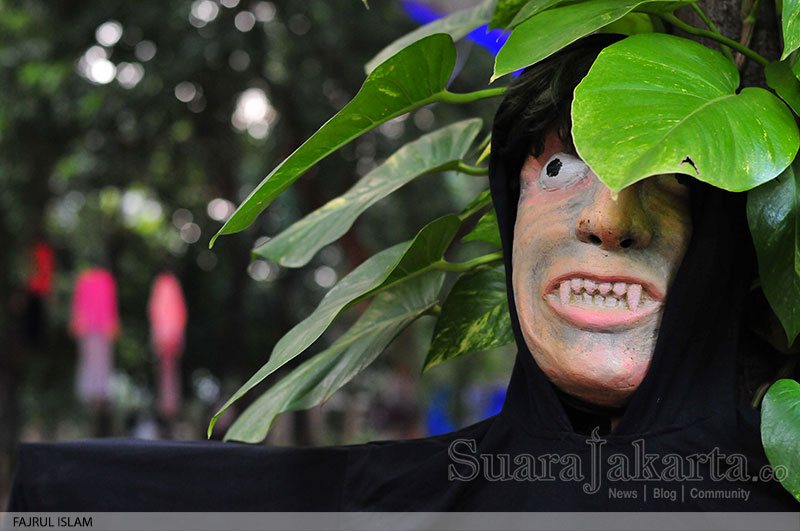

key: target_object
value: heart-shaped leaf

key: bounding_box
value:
[747,158,800,345]
[767,60,800,116]
[761,378,800,501]
[423,265,513,371]
[492,0,693,80]
[573,33,799,193]
[505,0,564,29]
[462,208,501,248]
[782,0,800,60]
[365,0,495,74]
[210,34,458,246]
[208,214,460,436]
[255,119,482,268]
[224,271,445,443]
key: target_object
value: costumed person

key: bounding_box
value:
[147,272,188,422]
[22,241,55,348]
[69,268,120,424]
[9,36,798,511]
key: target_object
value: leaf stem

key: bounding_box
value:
[658,12,768,66]
[435,251,504,273]
[735,0,761,69]
[690,3,734,62]
[440,87,507,104]
[455,161,489,176]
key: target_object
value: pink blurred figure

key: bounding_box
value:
[70,268,120,406]
[148,273,187,420]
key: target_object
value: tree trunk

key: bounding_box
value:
[676,0,781,88]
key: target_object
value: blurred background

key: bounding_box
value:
[0,0,516,507]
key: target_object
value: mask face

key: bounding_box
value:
[512,131,692,407]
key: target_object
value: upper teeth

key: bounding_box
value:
[558,279,643,312]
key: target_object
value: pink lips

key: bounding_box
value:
[544,273,663,330]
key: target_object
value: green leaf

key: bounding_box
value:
[507,0,567,29]
[761,378,800,501]
[767,60,800,116]
[489,0,530,30]
[224,271,446,443]
[423,265,513,371]
[573,33,800,193]
[782,0,800,60]
[208,214,461,436]
[462,208,501,247]
[458,188,493,220]
[211,34,458,246]
[365,0,495,73]
[255,119,483,268]
[747,159,800,345]
[598,11,656,35]
[492,0,692,80]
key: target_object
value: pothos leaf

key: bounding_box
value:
[766,60,800,116]
[365,0,495,74]
[255,119,483,268]
[462,208,501,248]
[761,378,800,501]
[211,34,458,246]
[208,214,460,436]
[224,271,446,443]
[747,158,800,345]
[492,0,694,80]
[573,33,799,193]
[782,0,800,60]
[424,265,513,371]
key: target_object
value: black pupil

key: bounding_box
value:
[546,158,562,177]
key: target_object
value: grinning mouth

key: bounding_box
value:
[557,278,646,312]
[544,274,663,329]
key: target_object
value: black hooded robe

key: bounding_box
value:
[8,39,798,512]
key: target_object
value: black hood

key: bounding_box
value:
[489,35,755,437]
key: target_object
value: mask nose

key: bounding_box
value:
[575,180,652,250]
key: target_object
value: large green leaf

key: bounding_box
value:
[210,34,458,246]
[492,0,692,80]
[767,60,800,116]
[224,271,446,443]
[462,208,501,248]
[255,119,483,268]
[365,0,495,73]
[747,159,800,345]
[208,214,461,436]
[782,0,800,60]
[489,0,530,30]
[573,33,800,193]
[423,265,513,371]
[761,378,800,502]
[508,0,569,28]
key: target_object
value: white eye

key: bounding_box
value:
[539,152,589,191]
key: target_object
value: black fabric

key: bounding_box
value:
[8,37,798,512]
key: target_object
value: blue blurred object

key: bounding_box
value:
[425,390,456,436]
[400,1,509,57]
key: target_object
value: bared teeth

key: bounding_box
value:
[560,281,571,305]
[584,279,597,294]
[554,278,647,312]
[627,284,642,312]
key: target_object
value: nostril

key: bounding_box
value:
[588,235,602,245]
[620,239,633,249]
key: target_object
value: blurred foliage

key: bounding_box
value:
[0,0,511,463]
